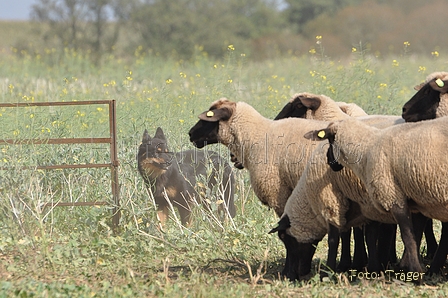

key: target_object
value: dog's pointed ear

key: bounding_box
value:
[303,128,332,141]
[198,107,233,122]
[269,215,291,234]
[142,129,151,143]
[154,127,166,140]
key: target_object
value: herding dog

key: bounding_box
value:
[137,127,236,226]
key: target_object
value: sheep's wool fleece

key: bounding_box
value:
[336,101,368,117]
[299,92,352,121]
[283,114,408,243]
[212,99,334,216]
[284,155,348,243]
[333,117,448,221]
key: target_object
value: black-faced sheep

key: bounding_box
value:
[138,127,235,226]
[401,71,448,275]
[188,98,333,217]
[402,72,448,122]
[306,116,448,276]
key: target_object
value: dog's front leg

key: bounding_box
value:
[157,205,170,229]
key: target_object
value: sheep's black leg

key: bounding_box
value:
[337,229,352,272]
[388,225,397,264]
[276,231,299,281]
[365,221,381,273]
[411,212,429,256]
[427,221,448,275]
[299,241,318,277]
[352,226,368,271]
[325,224,340,275]
[424,219,438,260]
[393,205,423,274]
[377,223,397,269]
[282,248,291,278]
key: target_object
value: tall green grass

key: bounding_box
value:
[1,45,448,296]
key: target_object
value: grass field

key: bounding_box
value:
[1,44,448,297]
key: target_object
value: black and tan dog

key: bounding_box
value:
[137,127,236,226]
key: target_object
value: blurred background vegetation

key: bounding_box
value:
[0,0,446,65]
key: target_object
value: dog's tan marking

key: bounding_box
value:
[140,158,166,178]
[164,186,178,198]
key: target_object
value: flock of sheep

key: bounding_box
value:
[187,71,448,283]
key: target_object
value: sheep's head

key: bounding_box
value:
[269,215,318,281]
[274,93,314,120]
[402,72,448,122]
[137,128,173,180]
[188,98,236,148]
[303,123,344,172]
[275,92,351,121]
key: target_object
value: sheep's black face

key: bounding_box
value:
[402,83,440,122]
[274,101,308,120]
[269,215,318,281]
[188,119,220,148]
[327,143,344,172]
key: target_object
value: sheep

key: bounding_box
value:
[401,71,448,275]
[188,98,334,217]
[305,116,448,276]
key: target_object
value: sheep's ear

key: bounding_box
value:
[303,128,332,141]
[269,215,291,234]
[142,129,151,143]
[414,82,425,91]
[429,78,448,94]
[299,95,322,111]
[154,127,166,140]
[198,107,232,122]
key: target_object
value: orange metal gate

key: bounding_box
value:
[0,100,120,228]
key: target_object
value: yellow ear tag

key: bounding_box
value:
[206,111,214,117]
[436,78,445,87]
[317,130,326,139]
